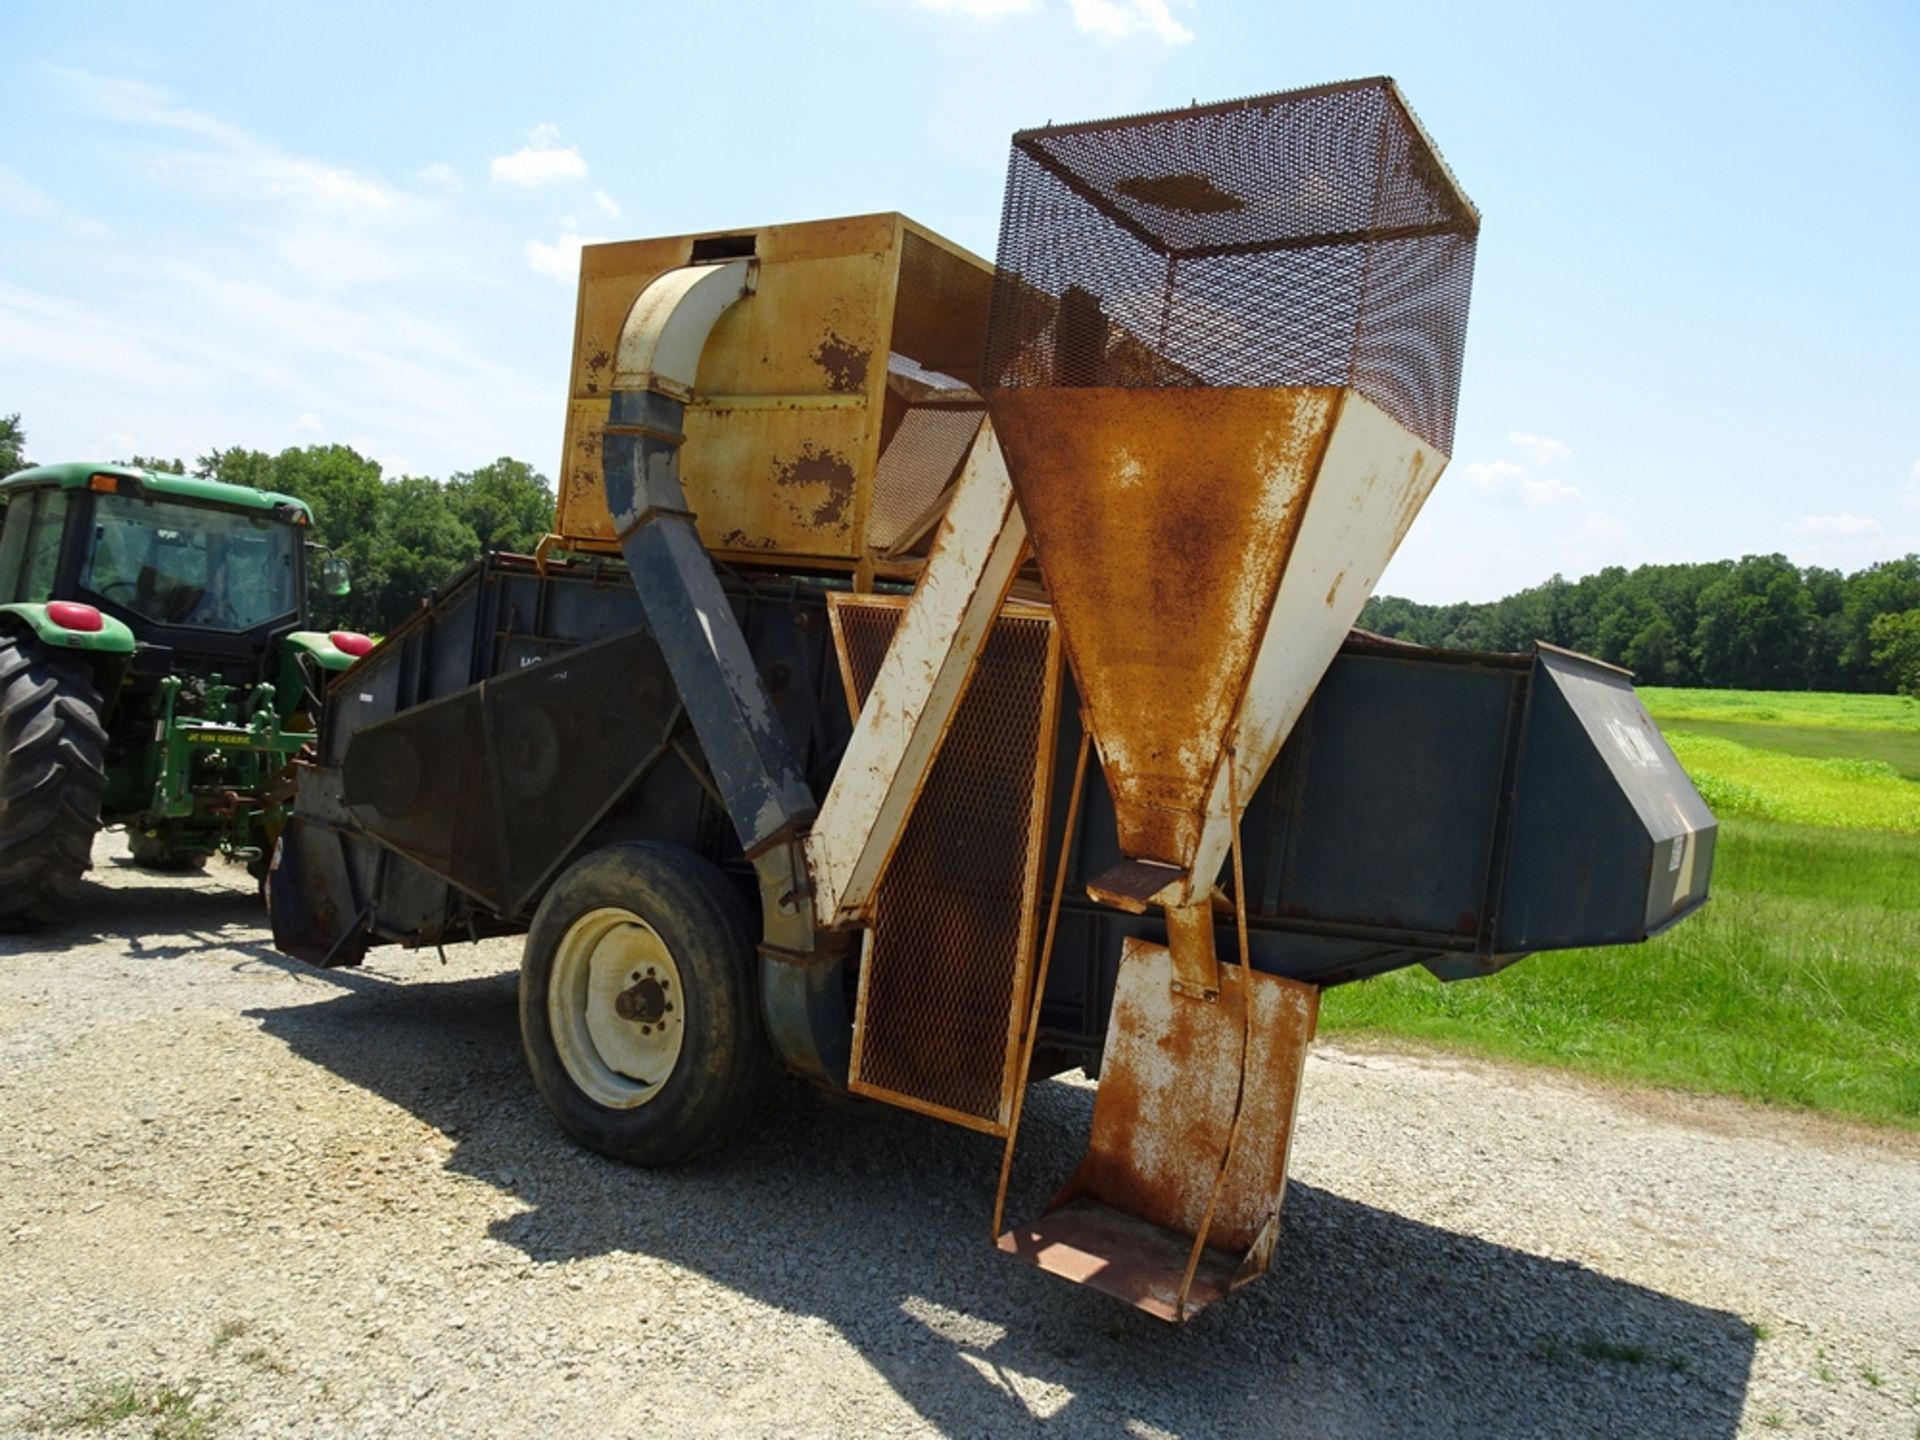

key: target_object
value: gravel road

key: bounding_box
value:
[2,838,1916,1439]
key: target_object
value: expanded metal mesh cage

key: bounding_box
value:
[984,77,1479,453]
[832,596,1061,1130]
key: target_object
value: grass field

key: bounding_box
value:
[1319,685,1920,1128]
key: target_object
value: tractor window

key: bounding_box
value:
[82,493,297,631]
[0,500,26,598]
[1,489,72,602]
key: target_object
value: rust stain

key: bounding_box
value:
[720,528,776,551]
[811,332,871,393]
[583,347,612,396]
[1116,174,1245,214]
[772,445,857,529]
[1323,570,1347,609]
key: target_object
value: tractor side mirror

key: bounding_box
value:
[320,555,352,597]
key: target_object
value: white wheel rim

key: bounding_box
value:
[549,906,687,1109]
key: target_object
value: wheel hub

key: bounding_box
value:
[613,975,672,1026]
[548,907,687,1109]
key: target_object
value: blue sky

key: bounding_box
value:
[2,0,1915,603]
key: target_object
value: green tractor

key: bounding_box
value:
[0,462,368,926]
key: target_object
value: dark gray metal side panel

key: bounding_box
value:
[1496,649,1715,952]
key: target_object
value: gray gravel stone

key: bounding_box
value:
[0,835,1915,1437]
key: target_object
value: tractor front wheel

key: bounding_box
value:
[519,842,774,1165]
[0,636,108,928]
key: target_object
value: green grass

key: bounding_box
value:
[1666,716,1920,782]
[1663,732,1920,833]
[59,1382,222,1440]
[1640,686,1920,733]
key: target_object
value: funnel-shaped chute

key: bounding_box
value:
[986,79,1479,1319]
[984,76,1479,900]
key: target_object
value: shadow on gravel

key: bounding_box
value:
[0,878,268,960]
[254,970,1756,1439]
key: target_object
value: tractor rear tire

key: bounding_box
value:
[519,842,775,1166]
[128,831,209,872]
[0,636,108,928]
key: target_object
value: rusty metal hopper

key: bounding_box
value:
[984,77,1479,899]
[984,79,1480,1318]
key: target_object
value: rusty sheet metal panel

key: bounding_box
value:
[829,593,1061,1134]
[556,214,993,570]
[998,939,1318,1321]
[988,385,1338,867]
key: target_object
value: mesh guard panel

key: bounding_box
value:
[829,596,1062,1132]
[984,77,1479,453]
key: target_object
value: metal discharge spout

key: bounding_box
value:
[983,77,1480,904]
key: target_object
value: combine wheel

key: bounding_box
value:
[129,830,209,872]
[520,842,774,1165]
[0,636,107,927]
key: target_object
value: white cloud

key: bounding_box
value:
[591,189,621,219]
[0,163,108,237]
[1785,512,1881,538]
[1465,458,1584,507]
[2,72,557,479]
[1508,430,1571,467]
[525,229,607,282]
[47,66,437,297]
[52,70,406,225]
[419,161,460,192]
[1067,0,1194,43]
[490,124,587,187]
[916,0,1040,17]
[1904,457,1920,511]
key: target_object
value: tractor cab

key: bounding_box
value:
[0,463,322,679]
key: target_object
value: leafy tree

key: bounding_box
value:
[445,457,554,554]
[123,454,186,474]
[0,413,29,478]
[1839,557,1920,680]
[1360,551,1920,693]
[195,446,277,490]
[1691,555,1814,689]
[360,475,481,630]
[1870,609,1920,698]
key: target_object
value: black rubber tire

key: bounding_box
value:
[0,635,107,928]
[128,830,209,872]
[519,842,775,1166]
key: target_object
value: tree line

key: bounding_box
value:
[1360,555,1920,697]
[2,413,552,635]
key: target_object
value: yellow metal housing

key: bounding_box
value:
[556,213,993,573]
